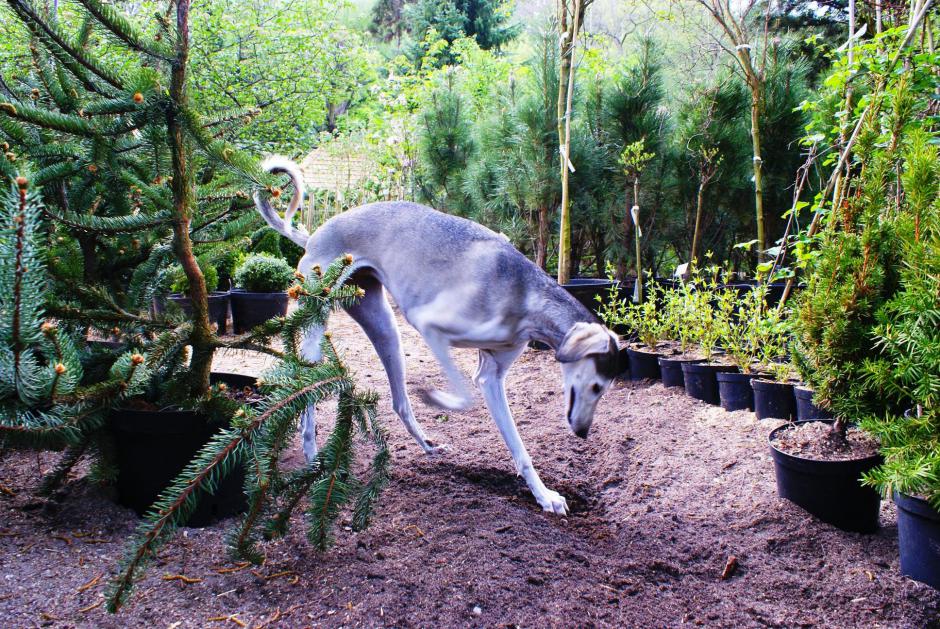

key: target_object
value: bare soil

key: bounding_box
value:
[771,422,881,461]
[1,308,939,628]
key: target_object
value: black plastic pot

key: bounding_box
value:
[752,379,797,420]
[768,421,882,533]
[659,356,704,388]
[682,362,738,405]
[110,372,253,527]
[167,291,230,334]
[794,386,833,421]
[717,371,762,411]
[230,290,289,334]
[626,346,661,381]
[562,278,616,318]
[894,491,940,590]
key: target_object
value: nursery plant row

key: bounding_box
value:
[567,272,940,592]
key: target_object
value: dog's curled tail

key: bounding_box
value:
[253,155,310,248]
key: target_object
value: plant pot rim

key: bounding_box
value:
[682,361,738,373]
[893,491,940,520]
[752,377,797,386]
[659,355,705,365]
[563,277,615,286]
[230,289,288,296]
[768,419,882,466]
[716,370,764,380]
[626,345,664,357]
[168,291,230,298]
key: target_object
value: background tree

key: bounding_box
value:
[555,0,591,284]
[406,0,520,64]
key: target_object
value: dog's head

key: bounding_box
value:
[555,322,620,439]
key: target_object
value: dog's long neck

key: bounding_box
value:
[525,284,597,350]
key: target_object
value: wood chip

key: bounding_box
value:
[0,483,16,496]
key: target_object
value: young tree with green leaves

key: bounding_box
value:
[555,0,591,284]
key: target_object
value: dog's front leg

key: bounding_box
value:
[476,347,568,515]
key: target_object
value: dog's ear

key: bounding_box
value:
[556,322,616,363]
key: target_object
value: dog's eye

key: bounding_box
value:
[591,383,602,395]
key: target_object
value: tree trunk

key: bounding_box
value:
[690,180,706,265]
[536,206,549,270]
[556,0,582,285]
[168,0,212,397]
[748,86,765,263]
[632,177,643,303]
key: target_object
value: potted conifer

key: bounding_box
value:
[231,253,294,334]
[0,0,388,613]
[856,130,939,588]
[230,253,294,333]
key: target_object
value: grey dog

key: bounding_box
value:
[254,156,619,514]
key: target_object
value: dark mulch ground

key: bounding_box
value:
[1,309,938,628]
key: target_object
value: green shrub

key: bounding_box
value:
[857,131,940,507]
[234,254,294,292]
[168,261,220,294]
[201,245,247,288]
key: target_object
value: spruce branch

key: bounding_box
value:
[6,0,125,92]
[76,0,174,61]
[107,375,349,612]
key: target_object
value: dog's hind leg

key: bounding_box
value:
[475,346,568,515]
[345,277,447,455]
[298,324,326,463]
[416,328,475,412]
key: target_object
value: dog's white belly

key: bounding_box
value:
[403,290,519,349]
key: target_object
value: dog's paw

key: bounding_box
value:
[423,441,451,456]
[419,388,472,412]
[536,489,568,515]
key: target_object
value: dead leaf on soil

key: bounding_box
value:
[720,555,739,580]
[77,573,103,593]
[207,613,246,627]
[215,561,251,575]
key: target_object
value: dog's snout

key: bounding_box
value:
[574,426,589,439]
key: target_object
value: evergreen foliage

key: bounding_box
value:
[0,1,389,614]
[234,253,294,292]
[406,0,520,64]
[792,25,939,439]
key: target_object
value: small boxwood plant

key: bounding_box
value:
[234,254,295,293]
